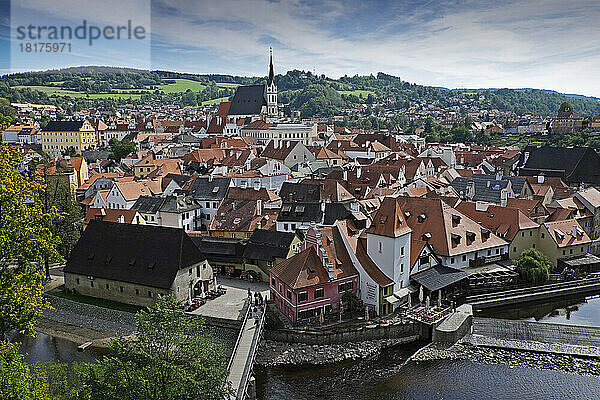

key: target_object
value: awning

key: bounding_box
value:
[385,295,401,304]
[393,288,411,298]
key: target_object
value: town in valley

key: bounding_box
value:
[3,5,600,399]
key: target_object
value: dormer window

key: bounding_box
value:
[417,213,426,223]
[452,215,461,226]
[451,234,461,246]
[466,231,476,244]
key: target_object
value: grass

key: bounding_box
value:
[202,96,230,105]
[216,82,240,88]
[14,85,80,94]
[337,89,376,97]
[48,287,144,314]
[158,78,207,93]
[12,77,228,100]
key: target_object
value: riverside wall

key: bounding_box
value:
[264,321,420,345]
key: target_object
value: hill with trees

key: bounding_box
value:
[2,66,600,117]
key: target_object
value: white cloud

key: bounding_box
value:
[10,0,600,96]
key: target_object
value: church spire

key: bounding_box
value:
[267,47,274,86]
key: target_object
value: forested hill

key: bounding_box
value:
[2,66,600,117]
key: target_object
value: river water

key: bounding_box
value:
[13,295,600,399]
[256,295,600,400]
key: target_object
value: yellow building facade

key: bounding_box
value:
[42,120,97,158]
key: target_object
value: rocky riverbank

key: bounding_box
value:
[412,341,600,376]
[256,338,410,366]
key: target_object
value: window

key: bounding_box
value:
[271,277,276,286]
[136,289,140,295]
[563,250,566,255]
[581,246,584,252]
[189,268,192,276]
[105,284,109,290]
[338,282,352,293]
[513,247,517,253]
[451,257,455,264]
[530,231,533,236]
[419,256,429,266]
[541,233,545,238]
[286,290,292,300]
[284,223,288,231]
[379,242,383,253]
[120,286,124,292]
[298,292,308,302]
[487,250,492,256]
[315,288,324,299]
[522,232,525,237]
[76,278,80,285]
[148,290,152,297]
[401,246,404,256]
[90,281,94,288]
[462,255,466,262]
[570,248,573,254]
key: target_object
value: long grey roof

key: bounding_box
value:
[450,174,527,203]
[519,146,600,184]
[43,120,85,131]
[228,85,266,115]
[411,264,468,292]
[64,221,205,290]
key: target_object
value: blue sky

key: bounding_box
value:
[2,0,600,96]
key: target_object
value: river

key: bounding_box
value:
[256,295,600,400]
[12,295,600,399]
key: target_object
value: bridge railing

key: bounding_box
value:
[236,307,266,400]
[227,300,251,372]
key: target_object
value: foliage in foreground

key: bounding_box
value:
[77,295,231,400]
[0,341,49,399]
[0,145,59,338]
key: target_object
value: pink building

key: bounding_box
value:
[269,226,359,323]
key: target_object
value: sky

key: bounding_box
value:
[2,0,600,97]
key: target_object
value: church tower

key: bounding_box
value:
[266,47,278,118]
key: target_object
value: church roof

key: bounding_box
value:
[228,85,267,116]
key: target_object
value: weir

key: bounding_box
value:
[468,317,600,357]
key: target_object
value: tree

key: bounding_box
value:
[0,341,49,399]
[0,145,58,338]
[44,176,83,259]
[79,295,231,400]
[108,138,136,163]
[516,248,551,284]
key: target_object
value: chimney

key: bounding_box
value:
[537,175,544,184]
[356,167,362,178]
[343,170,348,181]
[117,214,125,223]
[475,201,488,212]
[253,181,260,191]
[496,172,502,181]
[208,175,213,182]
[256,199,263,215]
[467,181,475,201]
[232,201,236,210]
[487,180,491,188]
[500,189,508,207]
